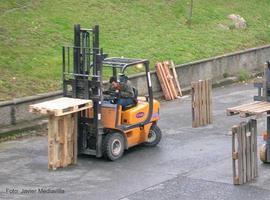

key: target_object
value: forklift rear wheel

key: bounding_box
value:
[260,143,268,163]
[144,124,162,147]
[102,132,124,161]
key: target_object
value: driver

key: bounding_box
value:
[108,76,135,109]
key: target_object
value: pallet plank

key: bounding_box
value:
[232,125,238,184]
[208,80,213,123]
[170,61,182,97]
[73,113,78,164]
[250,121,255,179]
[198,80,203,125]
[253,119,258,177]
[242,122,247,183]
[191,83,196,127]
[246,128,251,182]
[237,124,243,184]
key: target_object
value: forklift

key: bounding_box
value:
[256,61,270,163]
[62,24,162,160]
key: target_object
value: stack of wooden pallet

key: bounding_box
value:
[29,97,92,170]
[155,61,182,100]
[191,79,212,127]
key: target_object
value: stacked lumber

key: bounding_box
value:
[232,119,258,185]
[191,79,212,127]
[29,97,93,170]
[155,61,182,100]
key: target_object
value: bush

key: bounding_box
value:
[239,69,250,82]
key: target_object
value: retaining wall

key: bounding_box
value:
[0,45,269,128]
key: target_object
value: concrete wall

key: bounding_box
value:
[0,45,269,128]
[0,92,62,127]
[129,45,270,94]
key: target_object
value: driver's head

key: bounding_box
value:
[109,76,118,88]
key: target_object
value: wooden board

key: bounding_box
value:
[227,101,270,118]
[192,79,212,127]
[29,97,92,116]
[232,119,258,185]
[170,61,182,97]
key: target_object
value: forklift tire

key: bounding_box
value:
[144,124,162,147]
[102,132,125,161]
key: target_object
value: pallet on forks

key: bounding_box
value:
[29,97,92,170]
[29,24,105,170]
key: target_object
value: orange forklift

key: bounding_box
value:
[62,24,162,160]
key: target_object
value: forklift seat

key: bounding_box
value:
[132,87,138,100]
[122,87,138,111]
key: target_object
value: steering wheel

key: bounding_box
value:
[103,91,119,102]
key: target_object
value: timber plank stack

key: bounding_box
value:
[29,97,92,170]
[191,79,212,127]
[232,119,258,185]
[155,61,182,100]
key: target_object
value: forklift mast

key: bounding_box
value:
[254,61,270,162]
[265,61,270,162]
[62,24,105,157]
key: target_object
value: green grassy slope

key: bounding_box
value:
[1,0,270,100]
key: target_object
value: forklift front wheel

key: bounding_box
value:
[102,132,124,161]
[144,124,162,147]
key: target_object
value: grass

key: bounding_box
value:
[1,0,270,100]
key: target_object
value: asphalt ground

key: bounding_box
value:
[1,82,270,200]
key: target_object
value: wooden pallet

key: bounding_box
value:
[227,101,270,118]
[48,113,78,170]
[156,62,172,100]
[29,97,92,116]
[232,119,258,185]
[155,61,182,101]
[191,79,212,127]
[29,97,91,170]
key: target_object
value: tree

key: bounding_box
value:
[187,0,194,27]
